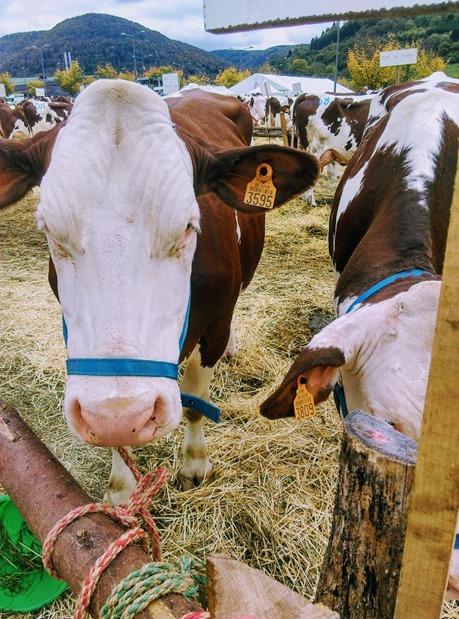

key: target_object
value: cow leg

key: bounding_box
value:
[105,447,137,505]
[300,187,317,207]
[179,346,215,489]
[223,321,238,359]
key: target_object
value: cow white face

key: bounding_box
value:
[319,281,440,439]
[36,80,199,447]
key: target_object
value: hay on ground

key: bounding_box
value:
[1,171,457,619]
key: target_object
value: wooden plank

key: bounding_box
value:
[207,553,339,619]
[393,159,459,618]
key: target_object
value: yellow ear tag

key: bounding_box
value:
[293,376,316,420]
[244,163,277,209]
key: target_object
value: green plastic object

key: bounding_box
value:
[0,495,67,612]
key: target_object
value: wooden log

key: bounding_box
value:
[314,410,418,619]
[393,156,459,618]
[0,398,202,619]
[206,553,338,619]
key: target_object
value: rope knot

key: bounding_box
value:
[41,447,171,618]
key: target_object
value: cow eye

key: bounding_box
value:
[175,221,199,252]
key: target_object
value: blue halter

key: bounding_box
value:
[62,290,220,423]
[333,269,434,419]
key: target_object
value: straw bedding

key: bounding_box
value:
[1,169,458,619]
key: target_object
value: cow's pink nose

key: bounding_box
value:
[79,405,160,446]
[68,396,176,447]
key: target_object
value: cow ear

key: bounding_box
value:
[0,125,61,209]
[260,346,345,419]
[198,144,320,213]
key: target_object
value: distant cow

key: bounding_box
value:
[248,94,267,127]
[292,94,372,204]
[0,80,319,501]
[265,96,293,128]
[260,73,459,598]
[7,98,72,139]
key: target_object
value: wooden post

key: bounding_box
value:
[280,112,289,146]
[314,411,418,619]
[393,160,459,618]
[0,399,202,619]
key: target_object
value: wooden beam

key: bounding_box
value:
[394,159,459,617]
[0,399,202,619]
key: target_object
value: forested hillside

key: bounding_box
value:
[1,12,458,81]
[0,13,229,78]
[215,13,459,78]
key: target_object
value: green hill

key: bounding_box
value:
[0,13,229,78]
[215,13,459,78]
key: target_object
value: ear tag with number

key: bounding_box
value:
[244,163,277,210]
[293,376,316,420]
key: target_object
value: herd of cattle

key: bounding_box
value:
[0,71,458,598]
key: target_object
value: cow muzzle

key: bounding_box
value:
[65,376,182,447]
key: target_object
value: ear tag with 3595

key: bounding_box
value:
[293,376,316,420]
[244,163,277,209]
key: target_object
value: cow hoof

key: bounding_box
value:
[177,464,215,490]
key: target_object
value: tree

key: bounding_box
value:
[215,67,250,88]
[0,72,15,96]
[348,35,446,91]
[27,79,46,97]
[54,61,86,96]
[187,74,211,85]
[117,70,135,81]
[290,58,310,75]
[95,63,118,79]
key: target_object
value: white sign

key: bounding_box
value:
[204,0,457,31]
[380,48,418,67]
[0,83,6,97]
[35,87,45,97]
[162,72,180,96]
[292,82,302,93]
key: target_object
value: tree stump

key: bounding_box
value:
[314,410,418,619]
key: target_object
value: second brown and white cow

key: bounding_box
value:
[4,98,72,139]
[292,93,372,204]
[261,73,459,598]
[0,80,319,501]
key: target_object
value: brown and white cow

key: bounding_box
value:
[292,93,372,204]
[265,96,293,128]
[5,98,72,139]
[0,79,319,501]
[261,72,459,598]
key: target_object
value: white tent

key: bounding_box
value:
[230,73,353,96]
[179,83,235,96]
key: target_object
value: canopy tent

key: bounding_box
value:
[230,73,354,96]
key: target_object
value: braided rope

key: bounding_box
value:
[100,556,207,619]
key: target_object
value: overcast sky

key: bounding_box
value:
[0,0,333,51]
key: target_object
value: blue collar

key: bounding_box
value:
[334,268,434,419]
[62,289,220,423]
[344,269,433,315]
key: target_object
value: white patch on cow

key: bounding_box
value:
[235,210,241,243]
[308,281,440,440]
[374,88,459,206]
[36,79,200,447]
[332,160,369,253]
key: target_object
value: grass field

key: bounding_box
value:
[1,164,458,618]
